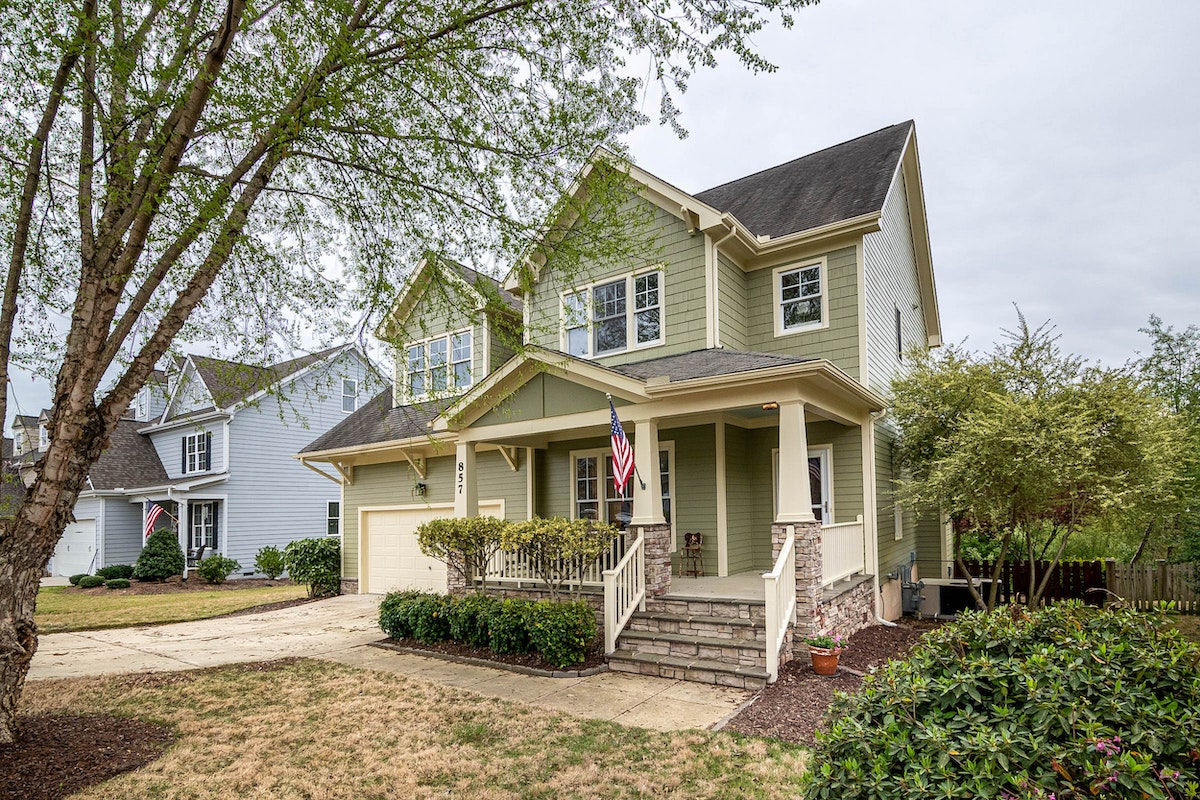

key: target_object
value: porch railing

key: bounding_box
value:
[602,530,645,655]
[484,532,629,588]
[763,525,797,683]
[821,515,865,587]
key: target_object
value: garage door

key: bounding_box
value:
[52,520,97,577]
[363,502,502,594]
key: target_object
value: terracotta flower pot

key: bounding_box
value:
[809,646,841,676]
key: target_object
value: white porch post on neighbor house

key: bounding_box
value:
[177,498,189,579]
[776,400,815,523]
[630,418,664,525]
[454,442,478,518]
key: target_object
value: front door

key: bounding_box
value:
[809,449,831,522]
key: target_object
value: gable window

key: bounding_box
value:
[181,432,212,474]
[327,501,340,536]
[561,269,664,358]
[38,425,48,451]
[342,379,358,413]
[189,500,218,550]
[404,329,473,400]
[775,258,826,335]
[134,389,148,420]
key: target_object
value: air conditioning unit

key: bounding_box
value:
[917,578,992,619]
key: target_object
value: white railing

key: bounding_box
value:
[762,525,797,683]
[484,533,629,588]
[821,514,865,587]
[602,530,645,655]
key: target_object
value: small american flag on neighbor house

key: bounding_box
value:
[144,503,166,539]
[608,397,635,494]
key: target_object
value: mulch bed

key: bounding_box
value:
[60,576,297,596]
[381,635,608,673]
[723,617,942,746]
[0,714,175,800]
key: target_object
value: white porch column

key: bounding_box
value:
[776,400,815,523]
[630,419,665,526]
[177,498,189,579]
[454,441,478,517]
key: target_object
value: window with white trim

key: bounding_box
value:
[404,329,472,400]
[182,432,210,474]
[342,379,358,413]
[38,425,48,451]
[134,388,148,420]
[327,501,340,536]
[570,444,674,531]
[561,269,663,358]
[189,500,218,550]
[775,259,825,334]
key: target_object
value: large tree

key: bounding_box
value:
[0,0,812,742]
[891,314,1192,610]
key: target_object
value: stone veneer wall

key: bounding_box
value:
[639,524,673,597]
[771,520,822,646]
[341,578,359,595]
[816,577,874,643]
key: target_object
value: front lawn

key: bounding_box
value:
[35,584,309,633]
[15,659,806,799]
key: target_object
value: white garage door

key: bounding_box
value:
[363,502,502,594]
[52,520,97,577]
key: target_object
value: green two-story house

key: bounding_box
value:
[300,121,946,687]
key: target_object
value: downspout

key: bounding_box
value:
[868,408,896,627]
[708,217,739,349]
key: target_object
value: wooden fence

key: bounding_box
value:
[954,559,1198,613]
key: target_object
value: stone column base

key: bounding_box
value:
[772,519,822,652]
[637,524,673,597]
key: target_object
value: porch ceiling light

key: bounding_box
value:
[761,402,779,411]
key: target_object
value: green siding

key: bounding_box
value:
[743,246,861,379]
[341,451,526,579]
[526,195,709,365]
[723,426,758,573]
[808,422,864,523]
[716,253,748,350]
[474,373,628,427]
[663,425,717,574]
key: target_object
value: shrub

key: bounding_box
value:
[68,573,87,586]
[283,537,341,598]
[487,598,533,655]
[448,593,498,647]
[77,575,105,588]
[254,545,285,579]
[378,590,428,639]
[104,578,131,589]
[802,603,1200,799]
[500,517,619,600]
[133,528,185,581]
[410,593,453,643]
[416,516,508,593]
[526,600,597,668]
[96,564,134,580]
[196,554,242,584]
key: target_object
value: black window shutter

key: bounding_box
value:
[181,437,187,473]
[205,432,212,471]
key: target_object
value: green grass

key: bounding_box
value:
[35,584,309,633]
[23,660,807,799]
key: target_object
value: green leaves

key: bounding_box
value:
[282,536,341,597]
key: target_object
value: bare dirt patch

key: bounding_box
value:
[724,618,942,746]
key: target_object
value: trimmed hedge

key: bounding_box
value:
[77,575,105,588]
[104,578,131,589]
[378,592,595,667]
[801,603,1200,800]
[96,564,134,580]
[68,574,87,586]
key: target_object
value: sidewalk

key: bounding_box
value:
[30,594,751,732]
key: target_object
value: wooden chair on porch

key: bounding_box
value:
[679,532,703,577]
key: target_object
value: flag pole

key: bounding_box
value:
[607,393,646,491]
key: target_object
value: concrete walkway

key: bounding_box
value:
[29,595,751,732]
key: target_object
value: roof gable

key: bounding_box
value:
[88,419,169,490]
[381,257,520,342]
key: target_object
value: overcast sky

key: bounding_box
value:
[6,0,1199,431]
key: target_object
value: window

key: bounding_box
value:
[561,269,663,358]
[327,502,340,536]
[134,389,147,420]
[571,445,673,530]
[38,425,48,450]
[189,501,218,550]
[182,432,211,474]
[342,379,358,413]
[404,330,472,400]
[775,259,825,335]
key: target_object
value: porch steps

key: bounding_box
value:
[607,596,771,690]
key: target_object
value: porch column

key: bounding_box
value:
[454,442,478,518]
[177,498,189,580]
[776,400,815,523]
[630,418,671,595]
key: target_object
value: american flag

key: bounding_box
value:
[144,503,166,539]
[608,398,635,493]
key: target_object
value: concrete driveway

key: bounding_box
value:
[29,594,751,732]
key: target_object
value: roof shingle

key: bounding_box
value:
[300,391,453,453]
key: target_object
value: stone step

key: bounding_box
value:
[625,611,765,642]
[617,628,767,668]
[607,649,769,691]
[645,597,766,623]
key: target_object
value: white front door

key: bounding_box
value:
[809,448,831,522]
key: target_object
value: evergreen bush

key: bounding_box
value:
[448,593,498,647]
[254,545,285,579]
[77,575,105,588]
[525,600,597,668]
[487,598,533,655]
[95,564,134,580]
[104,578,131,589]
[196,554,241,584]
[133,528,185,581]
[283,537,341,598]
[378,590,427,639]
[802,603,1200,799]
[68,573,87,586]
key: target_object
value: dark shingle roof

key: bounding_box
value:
[610,349,816,383]
[188,345,347,411]
[449,261,522,315]
[301,391,454,453]
[89,419,169,490]
[694,121,912,239]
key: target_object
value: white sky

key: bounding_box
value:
[7,0,1199,432]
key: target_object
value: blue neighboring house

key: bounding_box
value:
[42,344,385,577]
